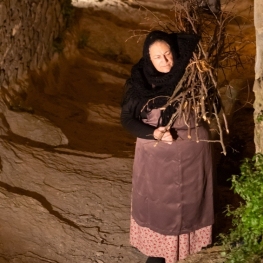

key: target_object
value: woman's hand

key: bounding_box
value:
[153,127,173,144]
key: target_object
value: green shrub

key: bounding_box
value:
[220,153,263,263]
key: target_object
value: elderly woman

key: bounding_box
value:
[121,31,214,263]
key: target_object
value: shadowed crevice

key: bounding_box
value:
[0,181,83,232]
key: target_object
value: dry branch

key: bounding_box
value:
[129,0,253,155]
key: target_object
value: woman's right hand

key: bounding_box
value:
[153,127,173,144]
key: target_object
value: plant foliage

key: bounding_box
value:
[220,153,263,263]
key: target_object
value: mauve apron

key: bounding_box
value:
[131,109,214,236]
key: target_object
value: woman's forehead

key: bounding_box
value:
[149,41,171,53]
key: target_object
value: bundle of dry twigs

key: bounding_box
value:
[129,0,252,155]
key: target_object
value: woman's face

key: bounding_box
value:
[149,40,173,73]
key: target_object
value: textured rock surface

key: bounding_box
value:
[0,0,255,263]
[4,108,68,146]
[253,0,263,153]
[0,138,137,263]
[0,0,68,89]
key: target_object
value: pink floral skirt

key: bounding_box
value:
[130,216,212,263]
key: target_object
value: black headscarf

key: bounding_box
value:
[122,31,200,125]
[123,31,200,103]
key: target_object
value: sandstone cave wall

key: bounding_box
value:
[0,0,71,89]
[254,0,263,153]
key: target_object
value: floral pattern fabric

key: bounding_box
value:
[130,217,212,263]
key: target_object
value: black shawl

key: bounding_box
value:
[123,31,200,105]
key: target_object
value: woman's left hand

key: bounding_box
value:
[153,127,173,144]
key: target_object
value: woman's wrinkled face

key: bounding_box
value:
[149,40,173,73]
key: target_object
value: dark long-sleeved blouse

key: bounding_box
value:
[121,97,156,140]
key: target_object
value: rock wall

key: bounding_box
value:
[254,0,263,153]
[0,0,71,89]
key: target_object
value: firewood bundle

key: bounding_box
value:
[129,0,252,154]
